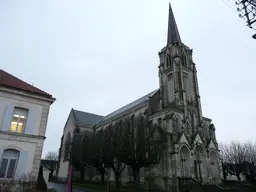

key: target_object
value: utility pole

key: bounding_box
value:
[235,0,256,38]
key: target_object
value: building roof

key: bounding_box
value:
[167,3,181,44]
[72,109,103,126]
[97,89,159,126]
[0,69,53,98]
[72,90,158,128]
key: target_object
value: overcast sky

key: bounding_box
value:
[0,0,255,157]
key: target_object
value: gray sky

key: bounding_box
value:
[0,0,255,157]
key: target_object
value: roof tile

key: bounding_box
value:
[0,69,52,98]
[72,109,103,126]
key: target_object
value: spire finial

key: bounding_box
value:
[167,2,181,44]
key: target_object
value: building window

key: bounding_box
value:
[158,118,162,127]
[64,132,71,161]
[167,73,173,81]
[182,55,187,67]
[166,55,172,68]
[0,149,20,179]
[9,107,29,133]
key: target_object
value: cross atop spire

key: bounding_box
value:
[167,3,181,44]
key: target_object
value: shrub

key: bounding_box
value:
[36,166,48,191]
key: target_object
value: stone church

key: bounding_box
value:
[57,3,222,190]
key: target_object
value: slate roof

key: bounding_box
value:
[167,3,181,44]
[71,89,159,127]
[97,89,159,126]
[0,69,53,98]
[72,109,103,126]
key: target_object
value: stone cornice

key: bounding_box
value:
[149,107,182,119]
[149,108,170,119]
[202,116,212,122]
[0,87,55,104]
[163,66,174,73]
[0,130,45,143]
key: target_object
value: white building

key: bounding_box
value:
[0,69,55,180]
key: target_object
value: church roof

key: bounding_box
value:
[72,109,103,126]
[0,69,53,98]
[72,89,159,128]
[97,89,159,126]
[167,3,181,44]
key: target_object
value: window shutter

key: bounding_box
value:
[1,104,14,131]
[24,108,37,135]
[15,151,28,180]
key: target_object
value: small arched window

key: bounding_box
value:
[0,149,20,179]
[64,132,71,161]
[182,55,187,67]
[157,118,164,132]
[166,55,172,68]
[176,116,181,132]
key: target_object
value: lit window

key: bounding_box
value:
[9,107,28,133]
[0,149,19,179]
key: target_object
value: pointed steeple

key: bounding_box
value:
[167,3,181,44]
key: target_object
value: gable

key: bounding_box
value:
[178,133,190,147]
[63,110,76,135]
[193,133,204,146]
[72,109,103,126]
[184,117,190,125]
[208,139,217,150]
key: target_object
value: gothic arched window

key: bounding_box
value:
[166,55,172,68]
[158,118,162,128]
[176,116,181,133]
[182,54,187,67]
[64,132,71,161]
[209,150,220,181]
[172,116,177,132]
[180,145,190,177]
[194,145,207,181]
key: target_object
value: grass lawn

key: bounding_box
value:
[73,183,140,192]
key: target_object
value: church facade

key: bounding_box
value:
[57,3,222,190]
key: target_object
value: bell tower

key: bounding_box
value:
[158,3,203,128]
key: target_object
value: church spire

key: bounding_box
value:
[167,3,181,44]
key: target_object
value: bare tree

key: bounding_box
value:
[119,115,166,189]
[243,141,256,164]
[45,152,58,161]
[220,141,256,182]
[103,123,127,190]
[80,125,127,189]
[42,151,59,180]
[70,116,165,191]
[80,129,107,184]
[72,132,86,180]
